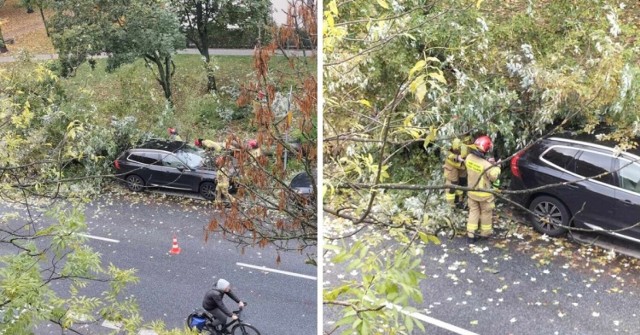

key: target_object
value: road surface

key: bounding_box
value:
[0,189,317,335]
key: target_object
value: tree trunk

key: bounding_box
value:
[39,6,49,37]
[203,50,217,92]
[195,1,216,92]
[147,54,173,106]
[0,25,8,54]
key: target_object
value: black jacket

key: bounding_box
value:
[202,289,241,317]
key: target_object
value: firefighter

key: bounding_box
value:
[464,135,501,243]
[168,128,182,141]
[215,156,235,205]
[246,139,262,158]
[195,138,225,153]
[443,138,469,207]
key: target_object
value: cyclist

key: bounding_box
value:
[202,278,245,333]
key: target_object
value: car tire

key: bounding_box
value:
[125,175,145,192]
[528,196,570,237]
[200,181,217,200]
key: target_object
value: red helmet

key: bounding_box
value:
[247,139,258,149]
[194,139,202,147]
[474,135,493,153]
[168,127,177,135]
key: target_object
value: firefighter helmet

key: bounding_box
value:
[474,135,493,153]
[247,139,258,149]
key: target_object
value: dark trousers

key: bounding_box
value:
[206,308,228,328]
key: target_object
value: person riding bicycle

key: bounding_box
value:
[202,278,245,333]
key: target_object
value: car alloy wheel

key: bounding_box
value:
[200,181,217,200]
[126,175,144,192]
[529,196,570,237]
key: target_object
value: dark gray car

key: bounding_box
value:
[509,135,640,242]
[113,140,237,200]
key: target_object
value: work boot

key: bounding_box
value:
[466,234,476,244]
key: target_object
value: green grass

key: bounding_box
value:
[58,54,316,141]
[0,53,315,142]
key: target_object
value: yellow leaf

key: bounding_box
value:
[409,60,426,78]
[428,71,447,84]
[403,113,415,127]
[377,0,389,9]
[476,0,484,8]
[329,0,339,15]
[358,99,372,108]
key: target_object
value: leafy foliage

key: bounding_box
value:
[323,0,640,333]
[48,0,185,104]
[207,0,318,263]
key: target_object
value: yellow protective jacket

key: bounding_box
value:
[444,138,472,169]
[202,139,224,152]
[217,168,229,187]
[465,153,500,201]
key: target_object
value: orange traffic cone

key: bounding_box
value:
[169,234,181,255]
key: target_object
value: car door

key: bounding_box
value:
[612,155,640,241]
[157,152,193,190]
[566,150,617,231]
[127,151,164,186]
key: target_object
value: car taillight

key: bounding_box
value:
[114,160,121,170]
[510,151,523,178]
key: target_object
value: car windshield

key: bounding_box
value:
[175,151,203,169]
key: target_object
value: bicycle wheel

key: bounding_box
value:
[231,323,261,335]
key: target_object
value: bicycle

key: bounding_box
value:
[187,305,261,335]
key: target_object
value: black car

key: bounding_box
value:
[289,170,316,206]
[113,140,237,200]
[509,135,640,242]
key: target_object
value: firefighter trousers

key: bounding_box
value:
[216,183,234,204]
[467,198,494,237]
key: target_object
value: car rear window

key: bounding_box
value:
[618,159,640,193]
[542,146,579,169]
[572,151,614,185]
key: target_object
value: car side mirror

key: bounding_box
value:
[177,166,186,172]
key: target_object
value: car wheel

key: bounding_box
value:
[528,196,570,237]
[125,175,144,192]
[200,181,217,200]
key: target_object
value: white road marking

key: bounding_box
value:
[385,301,479,335]
[236,262,317,280]
[101,320,157,334]
[77,233,120,243]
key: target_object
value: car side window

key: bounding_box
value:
[618,159,640,193]
[128,152,158,165]
[572,151,614,185]
[161,153,185,169]
[542,146,579,169]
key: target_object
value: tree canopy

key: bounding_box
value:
[48,0,185,104]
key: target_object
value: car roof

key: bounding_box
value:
[135,139,193,153]
[547,133,640,156]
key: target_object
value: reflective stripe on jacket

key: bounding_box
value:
[465,153,500,201]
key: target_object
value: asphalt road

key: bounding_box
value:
[324,218,640,335]
[1,190,317,335]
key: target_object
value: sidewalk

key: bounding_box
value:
[0,48,314,63]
